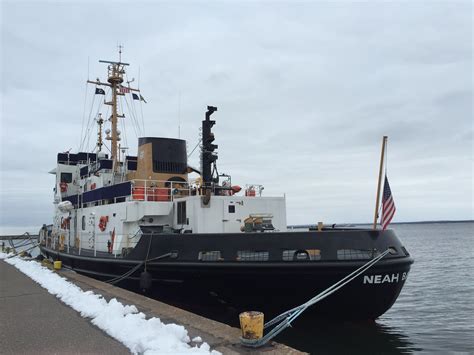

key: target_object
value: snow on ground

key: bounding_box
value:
[0,252,220,354]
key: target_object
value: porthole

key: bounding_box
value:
[294,250,310,261]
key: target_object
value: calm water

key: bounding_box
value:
[5,222,473,353]
[276,222,474,354]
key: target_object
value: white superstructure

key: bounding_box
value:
[41,53,287,257]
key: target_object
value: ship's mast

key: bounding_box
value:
[87,47,140,172]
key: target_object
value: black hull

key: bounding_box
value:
[41,229,413,320]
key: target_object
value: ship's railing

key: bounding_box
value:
[74,231,141,257]
[130,179,191,202]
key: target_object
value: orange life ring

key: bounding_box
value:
[98,216,108,232]
[60,182,68,193]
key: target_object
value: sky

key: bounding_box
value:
[0,0,472,233]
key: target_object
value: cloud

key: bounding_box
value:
[0,1,472,230]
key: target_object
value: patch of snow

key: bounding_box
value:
[192,336,203,343]
[1,254,220,354]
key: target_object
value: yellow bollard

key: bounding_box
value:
[53,261,62,270]
[317,221,323,232]
[239,311,264,340]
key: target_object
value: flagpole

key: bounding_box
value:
[373,136,388,230]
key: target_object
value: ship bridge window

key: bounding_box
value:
[337,249,372,260]
[198,251,222,261]
[237,250,269,261]
[81,216,86,230]
[60,172,72,183]
[283,249,321,261]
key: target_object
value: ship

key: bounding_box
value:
[39,52,413,321]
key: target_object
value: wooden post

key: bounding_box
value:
[373,136,387,230]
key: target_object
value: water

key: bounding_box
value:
[6,222,473,353]
[276,222,474,353]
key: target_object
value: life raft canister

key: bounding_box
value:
[98,216,109,232]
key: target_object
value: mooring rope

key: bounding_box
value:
[243,249,391,348]
[104,252,172,285]
[5,233,38,251]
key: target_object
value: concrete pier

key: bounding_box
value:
[0,261,128,354]
[1,259,304,354]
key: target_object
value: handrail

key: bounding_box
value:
[130,179,191,202]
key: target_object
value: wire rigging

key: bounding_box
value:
[138,67,145,133]
[125,72,143,136]
[80,63,145,156]
[80,92,97,151]
[85,88,108,152]
[123,93,139,138]
[118,98,130,149]
[79,82,89,151]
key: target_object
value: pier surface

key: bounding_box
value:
[0,260,128,354]
[1,259,304,354]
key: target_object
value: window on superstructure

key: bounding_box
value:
[237,251,269,261]
[282,249,321,261]
[337,249,372,260]
[177,201,186,225]
[198,251,222,261]
[61,173,72,183]
[81,216,85,231]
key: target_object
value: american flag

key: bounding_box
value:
[119,86,130,94]
[381,175,396,230]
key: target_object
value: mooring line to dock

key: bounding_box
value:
[2,233,38,252]
[241,249,391,348]
[104,252,172,285]
[8,238,37,250]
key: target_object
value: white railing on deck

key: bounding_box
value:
[78,231,141,257]
[130,179,191,202]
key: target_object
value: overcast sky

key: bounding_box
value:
[1,1,472,233]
